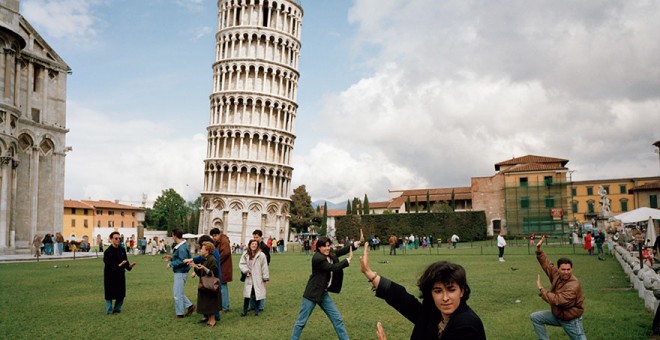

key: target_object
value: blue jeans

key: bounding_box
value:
[173,272,193,316]
[105,298,123,314]
[221,283,230,311]
[291,294,349,340]
[530,310,586,340]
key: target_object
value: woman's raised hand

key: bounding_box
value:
[359,241,371,274]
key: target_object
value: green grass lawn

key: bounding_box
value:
[0,245,653,339]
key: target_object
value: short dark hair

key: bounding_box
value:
[172,228,183,239]
[315,236,332,251]
[418,261,471,304]
[198,235,213,246]
[110,231,119,239]
[210,228,221,236]
[557,257,573,268]
[252,229,263,237]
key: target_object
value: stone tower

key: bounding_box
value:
[0,0,70,252]
[199,0,302,246]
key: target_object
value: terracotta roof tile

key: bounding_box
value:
[499,162,568,174]
[369,201,391,209]
[629,181,660,192]
[326,209,346,217]
[81,200,144,210]
[64,200,95,209]
[495,155,568,170]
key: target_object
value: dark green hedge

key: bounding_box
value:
[334,211,487,242]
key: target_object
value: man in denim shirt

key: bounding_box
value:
[165,228,195,318]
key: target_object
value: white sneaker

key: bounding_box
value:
[499,258,505,262]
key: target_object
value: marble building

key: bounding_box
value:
[0,0,70,252]
[198,0,302,246]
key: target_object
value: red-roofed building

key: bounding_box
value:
[63,200,144,239]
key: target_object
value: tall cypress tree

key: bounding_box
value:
[322,202,328,228]
[426,191,431,213]
[363,194,370,215]
[451,188,456,211]
[346,200,352,215]
[406,196,411,213]
[415,195,419,213]
[352,197,360,215]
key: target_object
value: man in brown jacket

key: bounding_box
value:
[211,228,232,313]
[388,235,397,255]
[531,235,586,339]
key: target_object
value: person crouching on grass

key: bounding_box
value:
[359,240,485,339]
[531,235,586,339]
[290,230,364,340]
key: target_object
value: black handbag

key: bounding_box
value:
[240,272,247,282]
[198,275,220,293]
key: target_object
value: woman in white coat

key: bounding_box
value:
[239,239,269,316]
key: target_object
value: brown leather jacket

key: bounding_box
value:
[536,250,584,320]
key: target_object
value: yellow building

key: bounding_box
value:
[63,200,144,239]
[63,200,95,239]
[569,177,660,224]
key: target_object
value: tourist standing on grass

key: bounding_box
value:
[584,231,593,256]
[210,228,233,313]
[451,234,460,249]
[97,234,104,252]
[251,229,270,311]
[239,239,269,317]
[291,231,364,340]
[186,235,222,324]
[190,241,220,327]
[164,228,195,318]
[103,231,136,315]
[389,234,397,255]
[42,233,53,255]
[497,230,507,262]
[595,228,605,260]
[359,242,486,339]
[531,235,586,339]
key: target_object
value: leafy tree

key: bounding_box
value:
[151,188,188,236]
[432,202,454,213]
[363,194,370,215]
[290,185,315,234]
[186,196,201,234]
[346,200,352,215]
[426,191,431,213]
[316,205,321,213]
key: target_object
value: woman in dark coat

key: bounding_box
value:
[104,231,135,314]
[192,241,220,327]
[360,245,485,339]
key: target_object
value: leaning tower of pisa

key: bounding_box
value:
[199,0,302,246]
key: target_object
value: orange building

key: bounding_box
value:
[63,200,144,239]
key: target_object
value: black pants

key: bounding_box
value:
[498,247,505,258]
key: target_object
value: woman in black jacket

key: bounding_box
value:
[360,245,486,339]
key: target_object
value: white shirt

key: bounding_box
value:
[497,235,506,247]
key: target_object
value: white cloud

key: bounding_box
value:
[291,142,427,203]
[65,102,206,205]
[21,0,102,43]
[293,0,660,201]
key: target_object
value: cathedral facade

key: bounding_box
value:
[198,0,302,246]
[0,0,69,252]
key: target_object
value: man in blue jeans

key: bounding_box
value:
[531,235,586,339]
[291,231,363,340]
[165,228,195,318]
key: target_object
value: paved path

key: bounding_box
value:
[0,251,101,263]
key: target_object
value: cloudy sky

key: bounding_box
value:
[22,0,660,206]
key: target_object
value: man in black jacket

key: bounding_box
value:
[290,231,363,340]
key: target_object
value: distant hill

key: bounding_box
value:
[312,200,346,210]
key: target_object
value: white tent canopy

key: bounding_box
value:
[612,207,660,224]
